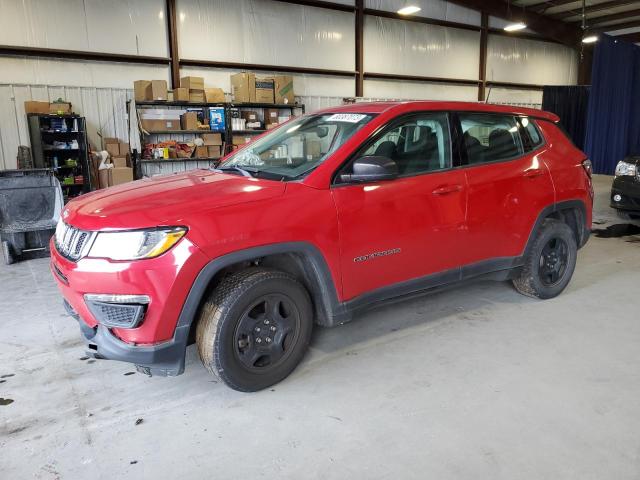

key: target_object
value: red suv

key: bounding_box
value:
[51,102,593,391]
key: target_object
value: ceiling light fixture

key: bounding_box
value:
[582,35,598,44]
[504,22,527,32]
[397,5,421,15]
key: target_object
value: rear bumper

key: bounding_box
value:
[64,299,189,376]
[611,176,640,213]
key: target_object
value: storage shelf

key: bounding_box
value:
[140,157,220,163]
[136,100,300,109]
[232,129,266,134]
[143,129,221,135]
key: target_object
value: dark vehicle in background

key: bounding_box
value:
[611,157,640,220]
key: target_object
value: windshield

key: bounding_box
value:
[219,112,375,179]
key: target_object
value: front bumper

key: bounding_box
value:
[64,300,189,376]
[51,236,210,375]
[611,176,640,213]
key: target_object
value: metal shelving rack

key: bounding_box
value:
[133,100,305,177]
[27,114,91,201]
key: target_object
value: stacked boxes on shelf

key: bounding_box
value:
[181,76,205,103]
[101,138,133,187]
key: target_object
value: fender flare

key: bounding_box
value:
[523,199,590,258]
[175,242,346,331]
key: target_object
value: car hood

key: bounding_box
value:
[63,170,286,230]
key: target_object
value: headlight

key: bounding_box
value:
[615,161,637,177]
[87,227,187,261]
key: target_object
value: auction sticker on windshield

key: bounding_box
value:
[326,113,367,123]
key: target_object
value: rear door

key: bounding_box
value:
[331,112,468,301]
[456,112,554,265]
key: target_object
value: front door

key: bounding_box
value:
[332,112,468,301]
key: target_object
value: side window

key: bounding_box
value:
[355,113,451,176]
[518,117,544,152]
[459,114,524,164]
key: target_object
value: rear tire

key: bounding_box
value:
[196,268,313,392]
[513,219,577,299]
[2,241,13,265]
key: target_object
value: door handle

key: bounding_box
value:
[523,169,544,178]
[432,184,463,195]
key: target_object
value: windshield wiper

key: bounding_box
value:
[213,165,254,177]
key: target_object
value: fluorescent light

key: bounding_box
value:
[582,35,598,44]
[397,5,421,15]
[504,22,527,32]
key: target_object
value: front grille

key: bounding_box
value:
[55,222,94,261]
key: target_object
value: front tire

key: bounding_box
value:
[513,219,577,299]
[196,268,313,392]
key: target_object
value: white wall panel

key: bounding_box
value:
[364,16,480,79]
[484,87,543,108]
[487,35,578,85]
[180,66,355,97]
[0,84,133,170]
[0,0,168,56]
[0,57,169,89]
[365,0,481,26]
[364,79,478,101]
[178,0,355,70]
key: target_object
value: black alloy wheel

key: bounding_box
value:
[538,237,569,286]
[234,293,301,371]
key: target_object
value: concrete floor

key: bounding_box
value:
[1,175,639,479]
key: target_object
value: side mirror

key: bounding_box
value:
[340,156,399,183]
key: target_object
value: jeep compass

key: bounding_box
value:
[51,101,593,391]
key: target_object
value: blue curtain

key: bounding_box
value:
[584,35,640,174]
[542,86,589,150]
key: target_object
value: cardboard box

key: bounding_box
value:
[207,146,221,158]
[141,119,180,131]
[241,110,259,123]
[106,143,120,157]
[195,146,208,158]
[181,112,198,130]
[189,91,205,102]
[109,167,133,186]
[103,137,119,145]
[201,133,222,145]
[134,80,151,101]
[111,156,128,168]
[180,76,204,91]
[231,72,256,103]
[149,80,168,101]
[49,102,72,114]
[264,108,279,126]
[24,101,50,114]
[255,78,274,104]
[232,135,252,145]
[174,87,189,102]
[205,88,225,103]
[119,142,129,156]
[273,75,294,104]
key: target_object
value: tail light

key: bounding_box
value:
[582,158,593,178]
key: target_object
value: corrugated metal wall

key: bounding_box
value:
[0,84,132,170]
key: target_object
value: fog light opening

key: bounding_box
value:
[613,194,622,202]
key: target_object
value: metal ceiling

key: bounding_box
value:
[512,0,640,42]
